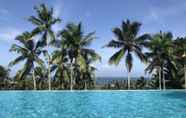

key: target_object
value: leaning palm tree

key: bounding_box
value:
[105,20,149,89]
[9,32,44,90]
[58,22,100,90]
[145,31,175,90]
[28,4,61,90]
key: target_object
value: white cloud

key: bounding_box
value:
[53,0,64,18]
[52,0,64,32]
[0,28,22,43]
[54,5,61,18]
[146,2,186,22]
[0,8,9,15]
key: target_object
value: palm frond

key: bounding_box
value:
[112,28,123,41]
[109,48,126,65]
[28,16,43,26]
[9,56,26,67]
[9,44,28,55]
[104,40,123,48]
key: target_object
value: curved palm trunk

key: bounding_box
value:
[158,67,162,90]
[127,70,130,90]
[32,70,36,90]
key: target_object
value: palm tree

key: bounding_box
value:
[173,37,186,88]
[34,65,48,89]
[136,76,146,89]
[145,31,175,90]
[0,65,9,79]
[28,4,61,90]
[81,48,101,90]
[58,22,100,90]
[105,20,149,89]
[0,65,9,89]
[9,32,44,90]
[51,37,70,89]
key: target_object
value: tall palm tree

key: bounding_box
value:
[145,31,175,90]
[81,51,101,89]
[28,4,61,90]
[58,22,100,90]
[51,37,70,89]
[173,37,186,88]
[9,32,43,90]
[105,20,149,89]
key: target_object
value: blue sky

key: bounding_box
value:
[1,0,186,77]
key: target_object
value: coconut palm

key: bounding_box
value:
[105,20,149,89]
[58,22,100,90]
[51,37,70,89]
[145,31,175,90]
[81,52,101,89]
[9,32,44,90]
[34,65,48,89]
[0,65,10,89]
[28,4,61,90]
[173,37,186,88]
[0,65,9,79]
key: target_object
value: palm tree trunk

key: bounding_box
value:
[48,60,51,90]
[94,75,96,89]
[46,41,51,90]
[32,70,36,90]
[127,70,130,90]
[84,80,87,90]
[159,67,162,90]
[184,64,186,89]
[70,63,73,90]
[39,81,42,90]
[162,67,165,90]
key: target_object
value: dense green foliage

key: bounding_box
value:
[0,4,186,90]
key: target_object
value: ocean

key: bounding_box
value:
[96,77,150,85]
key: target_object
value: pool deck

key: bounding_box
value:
[0,89,186,92]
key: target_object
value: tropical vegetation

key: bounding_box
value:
[0,4,186,90]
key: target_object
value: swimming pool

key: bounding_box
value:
[0,90,185,118]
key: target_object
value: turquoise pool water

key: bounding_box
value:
[0,91,186,118]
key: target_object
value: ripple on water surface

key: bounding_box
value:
[0,91,186,118]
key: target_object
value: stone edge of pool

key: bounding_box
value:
[0,89,185,92]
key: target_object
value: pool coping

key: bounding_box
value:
[0,89,186,92]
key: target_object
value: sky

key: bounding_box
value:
[1,0,186,77]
